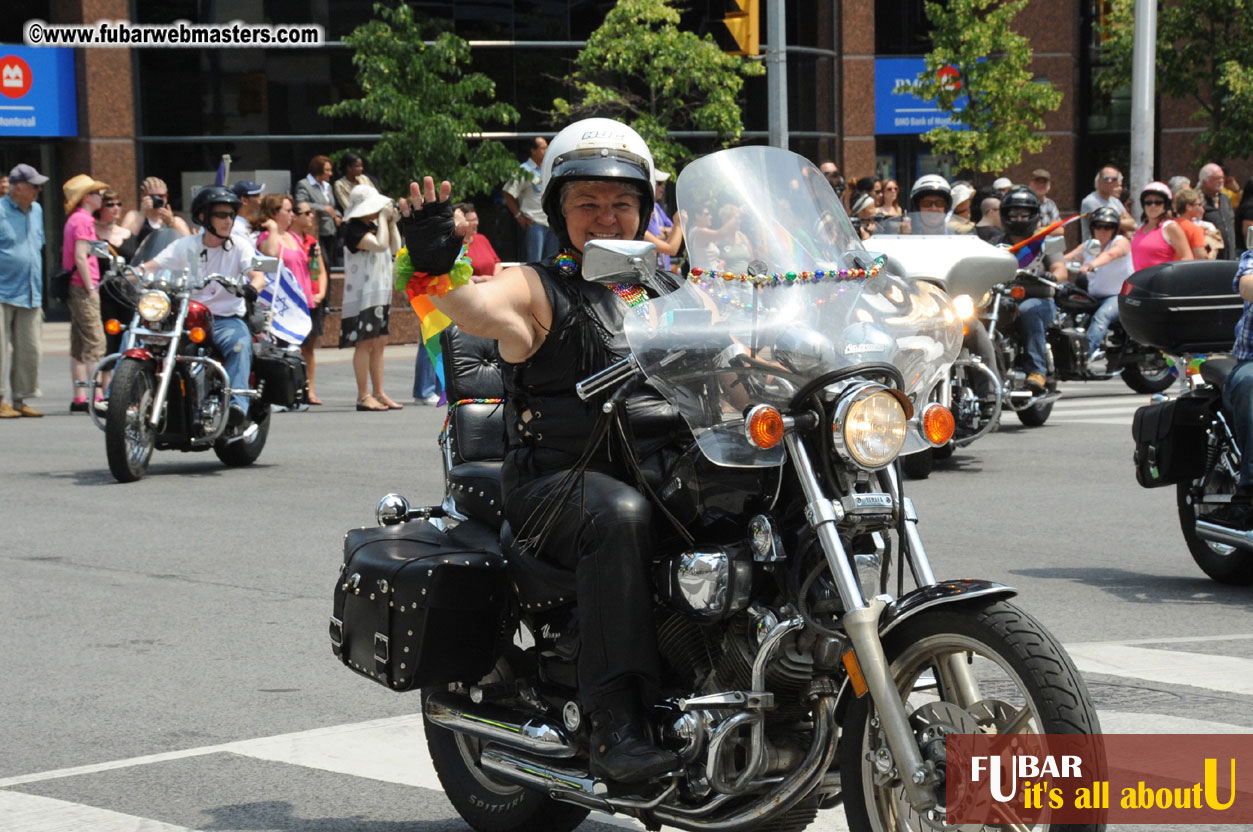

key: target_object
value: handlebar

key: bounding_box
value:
[575,354,642,402]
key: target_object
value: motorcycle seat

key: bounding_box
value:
[1055,284,1102,313]
[1200,357,1238,389]
[500,520,577,612]
[440,327,508,528]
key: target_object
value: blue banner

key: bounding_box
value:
[874,57,967,136]
[0,45,77,137]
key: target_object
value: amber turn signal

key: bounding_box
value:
[1010,285,1026,300]
[188,326,208,344]
[744,404,785,449]
[104,318,122,335]
[921,402,956,446]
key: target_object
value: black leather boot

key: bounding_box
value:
[589,707,680,783]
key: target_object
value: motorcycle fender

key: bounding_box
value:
[833,580,1016,718]
[123,348,154,362]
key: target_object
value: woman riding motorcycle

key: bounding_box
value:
[399,119,681,784]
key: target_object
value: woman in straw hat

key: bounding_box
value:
[339,183,401,411]
[62,173,111,412]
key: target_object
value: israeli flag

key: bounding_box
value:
[258,262,312,344]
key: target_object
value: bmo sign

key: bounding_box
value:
[0,45,77,137]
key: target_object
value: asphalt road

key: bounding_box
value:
[3,338,1252,832]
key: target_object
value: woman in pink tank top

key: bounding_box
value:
[1130,181,1193,270]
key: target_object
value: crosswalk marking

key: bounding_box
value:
[1067,643,1253,696]
[0,790,200,832]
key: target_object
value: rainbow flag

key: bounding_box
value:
[1008,214,1082,268]
[408,291,450,406]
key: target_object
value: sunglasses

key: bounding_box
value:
[1091,223,1117,231]
[103,201,122,207]
[885,185,898,191]
[1142,199,1167,207]
[208,210,236,220]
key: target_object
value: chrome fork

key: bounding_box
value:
[783,434,935,811]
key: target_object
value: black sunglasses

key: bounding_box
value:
[1091,223,1117,231]
[1141,199,1167,207]
[103,201,122,207]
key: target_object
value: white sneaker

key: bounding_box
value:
[422,394,441,406]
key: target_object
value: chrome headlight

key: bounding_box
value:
[832,384,909,470]
[952,293,976,320]
[137,290,171,322]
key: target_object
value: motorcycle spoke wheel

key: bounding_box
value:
[105,361,156,483]
[841,600,1100,832]
[1178,462,1253,584]
[1121,351,1176,394]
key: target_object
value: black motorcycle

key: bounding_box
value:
[329,149,1100,832]
[1053,258,1174,394]
[87,243,305,482]
[1124,257,1251,584]
[980,269,1062,426]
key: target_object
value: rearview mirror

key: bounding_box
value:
[87,240,112,258]
[250,255,279,274]
[582,240,656,286]
[1083,238,1103,257]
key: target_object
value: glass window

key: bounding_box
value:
[876,0,931,56]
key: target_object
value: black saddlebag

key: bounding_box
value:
[1118,260,1242,354]
[1130,395,1211,488]
[252,341,308,407]
[331,520,509,691]
[1046,327,1088,376]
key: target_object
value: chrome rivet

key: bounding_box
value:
[408,630,414,636]
[369,593,375,600]
[403,646,410,653]
[400,663,406,669]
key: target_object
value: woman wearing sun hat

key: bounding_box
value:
[62,173,110,412]
[339,183,401,411]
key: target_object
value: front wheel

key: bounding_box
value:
[900,449,934,480]
[840,599,1101,832]
[105,359,157,483]
[1121,351,1175,394]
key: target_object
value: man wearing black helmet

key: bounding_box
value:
[143,185,266,429]
[1001,187,1055,392]
[399,118,682,785]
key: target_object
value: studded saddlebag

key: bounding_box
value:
[330,520,508,691]
[1130,394,1210,488]
[251,341,308,408]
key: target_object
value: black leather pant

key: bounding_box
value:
[503,468,661,712]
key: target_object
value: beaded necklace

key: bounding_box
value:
[554,251,650,318]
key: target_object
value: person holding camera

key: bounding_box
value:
[122,176,191,247]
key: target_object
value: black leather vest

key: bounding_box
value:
[502,261,682,482]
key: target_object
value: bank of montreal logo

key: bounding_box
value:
[1,57,33,99]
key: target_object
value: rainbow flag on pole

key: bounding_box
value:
[408,291,449,406]
[1007,214,1082,269]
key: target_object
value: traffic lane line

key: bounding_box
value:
[1067,643,1253,696]
[0,789,201,831]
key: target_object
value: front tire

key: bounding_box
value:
[214,406,271,467]
[1122,351,1175,394]
[840,599,1101,832]
[422,656,589,832]
[900,449,934,480]
[105,360,156,483]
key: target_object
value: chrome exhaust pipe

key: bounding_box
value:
[1194,520,1253,550]
[479,747,609,809]
[423,691,577,758]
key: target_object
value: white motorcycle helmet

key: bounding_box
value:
[908,174,952,213]
[540,118,655,251]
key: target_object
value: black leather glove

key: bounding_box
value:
[243,283,258,303]
[400,199,463,275]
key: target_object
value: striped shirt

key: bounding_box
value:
[1232,249,1253,360]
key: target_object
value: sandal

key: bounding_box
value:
[375,394,404,410]
[356,395,387,412]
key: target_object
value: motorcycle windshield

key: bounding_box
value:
[625,146,962,468]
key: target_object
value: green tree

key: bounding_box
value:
[320,3,519,198]
[551,0,763,175]
[1096,0,1253,165]
[902,0,1062,179]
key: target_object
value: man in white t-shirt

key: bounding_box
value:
[503,137,558,262]
[1080,166,1136,239]
[144,186,265,426]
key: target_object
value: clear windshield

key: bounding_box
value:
[625,147,962,467]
